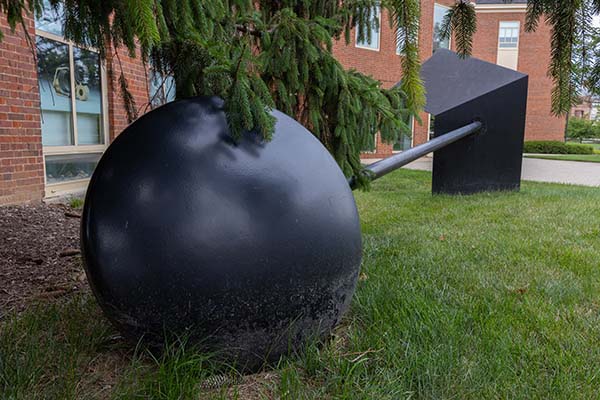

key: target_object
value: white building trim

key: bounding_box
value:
[475,4,527,13]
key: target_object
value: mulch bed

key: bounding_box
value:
[0,202,88,317]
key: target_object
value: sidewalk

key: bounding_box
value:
[363,156,600,187]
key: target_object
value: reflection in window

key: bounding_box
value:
[35,0,64,36]
[149,70,176,109]
[36,36,73,146]
[45,153,101,184]
[36,3,107,188]
[433,4,450,53]
[499,21,520,48]
[393,117,413,151]
[356,6,380,50]
[74,47,103,145]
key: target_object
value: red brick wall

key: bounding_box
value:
[332,8,400,158]
[0,15,45,205]
[0,3,570,204]
[334,1,565,158]
[471,11,566,142]
[571,100,592,119]
[105,48,151,141]
[333,0,456,156]
[0,13,150,205]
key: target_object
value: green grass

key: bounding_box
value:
[3,170,600,399]
[525,153,600,163]
[69,197,84,209]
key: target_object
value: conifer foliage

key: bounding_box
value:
[0,0,423,187]
[2,1,598,182]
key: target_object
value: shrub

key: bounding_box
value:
[567,117,600,140]
[523,141,594,154]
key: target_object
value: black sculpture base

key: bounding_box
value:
[81,97,362,371]
[420,49,529,194]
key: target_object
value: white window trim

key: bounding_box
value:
[409,117,415,151]
[496,21,520,70]
[475,4,527,13]
[35,28,109,196]
[433,3,452,52]
[355,6,381,52]
[428,114,434,140]
[498,21,520,49]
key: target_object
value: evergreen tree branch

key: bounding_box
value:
[440,1,477,58]
[0,0,440,188]
[114,48,138,123]
[385,0,426,113]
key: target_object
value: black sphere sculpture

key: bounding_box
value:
[82,51,529,372]
[81,96,362,370]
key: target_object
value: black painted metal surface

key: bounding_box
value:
[421,49,529,194]
[82,51,530,372]
[355,121,482,188]
[81,97,362,371]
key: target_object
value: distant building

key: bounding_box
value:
[571,96,600,121]
[333,0,566,158]
[0,2,168,205]
[0,0,567,205]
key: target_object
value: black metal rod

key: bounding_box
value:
[350,121,482,189]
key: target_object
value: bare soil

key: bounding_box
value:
[0,202,87,317]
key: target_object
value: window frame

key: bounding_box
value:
[355,5,381,52]
[498,21,520,49]
[432,3,452,53]
[34,27,109,194]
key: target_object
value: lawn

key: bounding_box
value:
[525,153,600,163]
[3,169,600,399]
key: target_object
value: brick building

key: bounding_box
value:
[333,0,566,158]
[0,1,564,205]
[0,4,160,205]
[571,96,600,121]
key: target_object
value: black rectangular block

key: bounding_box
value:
[420,49,529,195]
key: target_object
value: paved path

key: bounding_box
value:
[364,156,600,187]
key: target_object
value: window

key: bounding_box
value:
[393,116,413,151]
[149,69,176,109]
[497,21,520,70]
[355,6,381,51]
[35,0,107,191]
[498,21,520,48]
[433,4,451,53]
[395,23,419,55]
